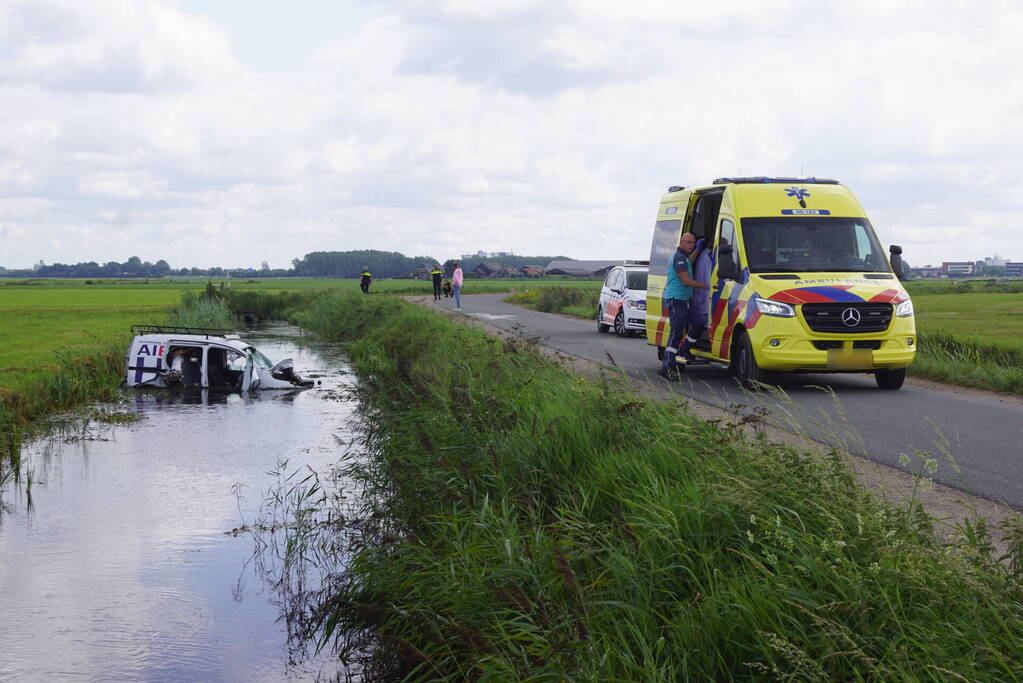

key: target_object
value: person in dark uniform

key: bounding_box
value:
[658,232,708,381]
[360,266,372,294]
[430,265,443,300]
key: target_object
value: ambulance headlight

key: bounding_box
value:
[627,299,646,310]
[755,299,795,318]
[895,300,914,317]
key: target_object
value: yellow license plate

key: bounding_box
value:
[827,349,874,369]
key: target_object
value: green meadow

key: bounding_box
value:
[0,276,593,426]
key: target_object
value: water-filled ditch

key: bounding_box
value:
[0,324,363,681]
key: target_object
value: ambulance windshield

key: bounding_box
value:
[740,217,890,274]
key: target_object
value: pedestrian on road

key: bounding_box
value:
[452,262,464,311]
[442,279,453,297]
[360,266,372,294]
[430,265,443,300]
[658,232,708,380]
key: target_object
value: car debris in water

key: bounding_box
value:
[125,325,317,390]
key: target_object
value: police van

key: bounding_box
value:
[646,177,915,389]
[125,325,314,390]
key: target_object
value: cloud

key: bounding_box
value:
[1,0,1022,269]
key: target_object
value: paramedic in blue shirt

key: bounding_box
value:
[659,232,709,380]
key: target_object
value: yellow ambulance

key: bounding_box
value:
[645,177,915,389]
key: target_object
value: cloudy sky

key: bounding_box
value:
[1,0,1021,270]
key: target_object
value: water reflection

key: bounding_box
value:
[0,324,362,681]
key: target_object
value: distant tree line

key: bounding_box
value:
[290,250,438,278]
[0,256,290,279]
[1,250,574,279]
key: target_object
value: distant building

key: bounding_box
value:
[461,250,513,261]
[942,261,975,277]
[519,265,544,278]
[1006,262,1023,278]
[544,260,623,277]
[911,266,945,278]
[469,261,503,278]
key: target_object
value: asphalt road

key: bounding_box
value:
[434,293,1023,510]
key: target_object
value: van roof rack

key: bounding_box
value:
[131,324,236,338]
[624,260,650,266]
[712,176,840,185]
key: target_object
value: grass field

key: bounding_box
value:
[2,275,1020,400]
[281,293,1023,680]
[0,276,596,396]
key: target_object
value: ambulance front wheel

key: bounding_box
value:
[732,331,764,390]
[875,367,906,390]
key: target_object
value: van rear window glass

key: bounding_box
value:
[740,217,890,274]
[627,271,648,290]
[648,219,681,277]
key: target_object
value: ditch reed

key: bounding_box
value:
[285,293,1023,680]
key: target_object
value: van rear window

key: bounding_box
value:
[648,219,681,277]
[627,271,648,290]
[740,217,890,274]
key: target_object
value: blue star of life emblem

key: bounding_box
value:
[785,187,811,200]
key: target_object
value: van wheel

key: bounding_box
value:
[614,311,629,337]
[596,307,610,333]
[875,368,906,390]
[731,331,764,390]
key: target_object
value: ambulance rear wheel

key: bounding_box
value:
[596,307,610,333]
[732,331,764,390]
[875,368,906,390]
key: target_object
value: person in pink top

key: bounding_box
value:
[451,262,464,311]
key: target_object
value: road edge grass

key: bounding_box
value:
[284,292,1023,680]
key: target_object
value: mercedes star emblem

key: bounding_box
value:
[841,308,861,326]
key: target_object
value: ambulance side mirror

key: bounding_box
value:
[889,244,905,279]
[717,244,739,280]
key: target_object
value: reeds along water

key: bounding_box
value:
[282,293,1023,681]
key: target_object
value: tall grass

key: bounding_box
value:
[912,331,1023,395]
[505,285,600,318]
[0,343,124,460]
[166,287,236,329]
[290,293,1023,680]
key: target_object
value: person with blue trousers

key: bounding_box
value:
[679,237,712,359]
[451,262,464,311]
[658,232,709,380]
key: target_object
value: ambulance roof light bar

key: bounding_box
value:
[712,176,840,185]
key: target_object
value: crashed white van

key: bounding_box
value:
[125,325,314,390]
